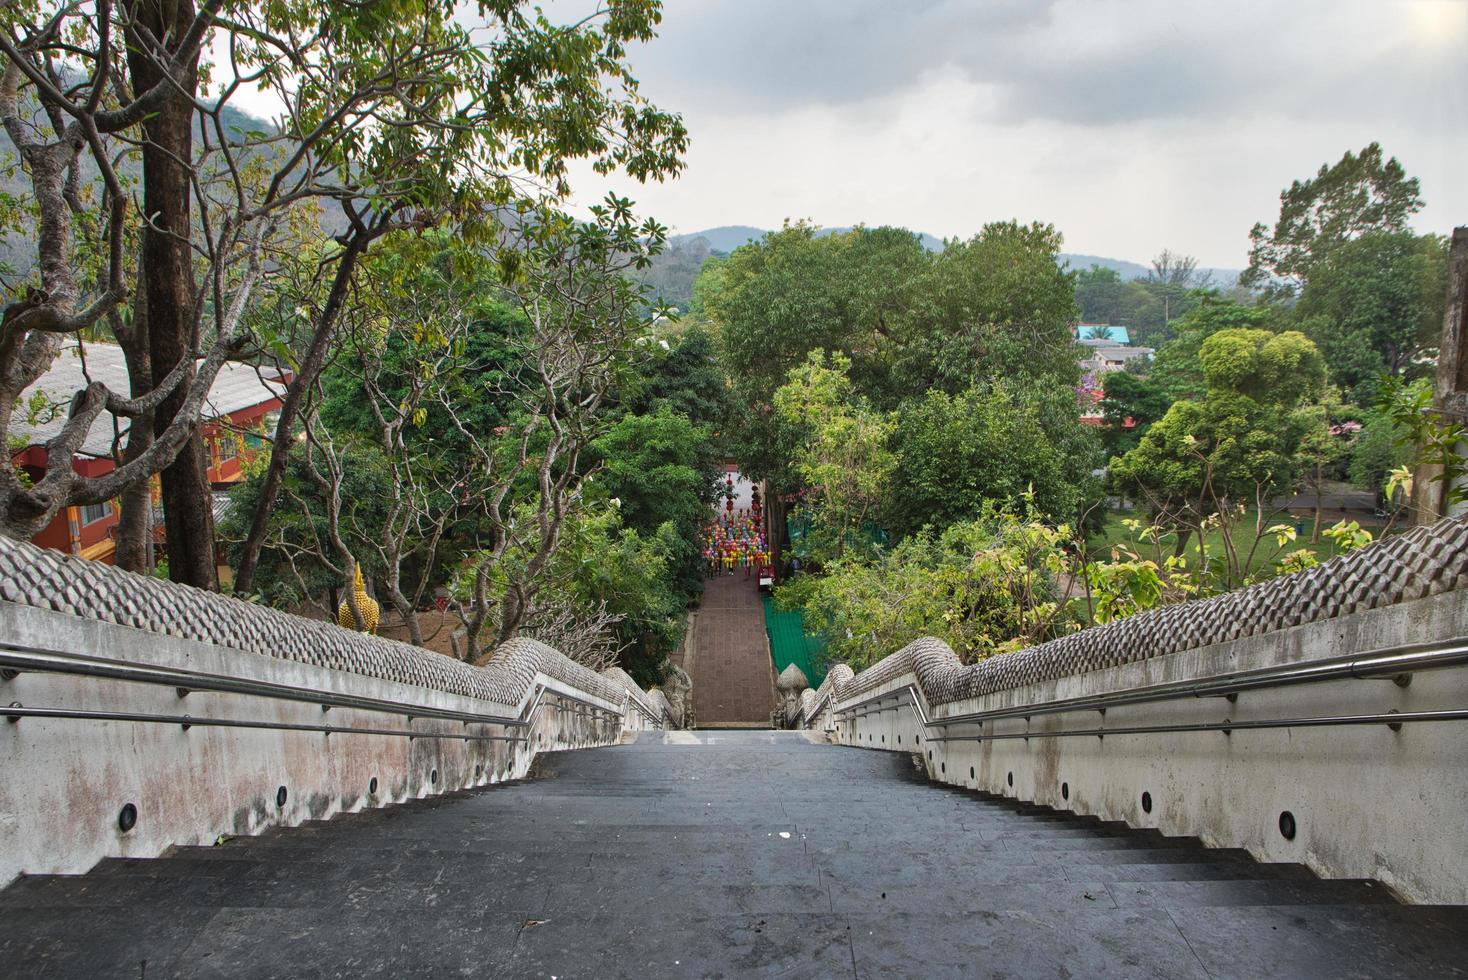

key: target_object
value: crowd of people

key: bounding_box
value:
[703,479,769,580]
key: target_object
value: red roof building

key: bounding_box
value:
[10,343,287,564]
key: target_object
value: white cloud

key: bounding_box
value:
[581,0,1466,267]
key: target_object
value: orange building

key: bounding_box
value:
[11,343,287,564]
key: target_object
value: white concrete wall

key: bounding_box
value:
[0,603,636,887]
[824,589,1468,905]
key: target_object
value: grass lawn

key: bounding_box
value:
[1085,507,1383,580]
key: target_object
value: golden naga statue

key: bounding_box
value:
[337,563,380,634]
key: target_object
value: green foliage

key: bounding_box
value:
[1109,328,1327,581]
[772,351,895,560]
[888,382,1100,537]
[702,221,1082,488]
[899,221,1081,395]
[1349,410,1411,505]
[1198,328,1324,406]
[1148,295,1279,401]
[1098,372,1171,453]
[591,408,721,603]
[777,507,1074,671]
[549,507,688,688]
[621,326,733,432]
[219,442,397,608]
[1242,142,1423,297]
[1374,375,1468,511]
[1294,232,1448,403]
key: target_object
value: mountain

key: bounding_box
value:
[1056,253,1152,280]
[670,225,944,254]
[671,226,768,253]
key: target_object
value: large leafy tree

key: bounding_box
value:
[772,350,895,561]
[710,222,927,413]
[592,407,721,604]
[1099,372,1172,453]
[900,221,1080,394]
[888,382,1099,538]
[1148,295,1279,401]
[1110,328,1326,583]
[0,0,687,590]
[621,325,733,432]
[1294,231,1448,403]
[1241,143,1423,298]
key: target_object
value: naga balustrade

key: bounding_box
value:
[792,515,1468,904]
[0,535,673,888]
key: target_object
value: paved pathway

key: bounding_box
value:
[689,573,775,726]
[5,731,1464,978]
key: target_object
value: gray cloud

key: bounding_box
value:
[576,0,1467,266]
[632,0,1465,128]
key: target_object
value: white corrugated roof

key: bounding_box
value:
[14,342,286,459]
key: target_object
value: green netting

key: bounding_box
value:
[762,595,828,688]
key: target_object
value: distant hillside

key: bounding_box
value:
[1,99,284,278]
[670,225,944,254]
[672,226,768,253]
[1057,253,1152,280]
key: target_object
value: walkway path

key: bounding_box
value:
[688,572,775,726]
[4,731,1463,977]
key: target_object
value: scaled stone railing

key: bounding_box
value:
[0,535,661,723]
[0,534,672,886]
[795,515,1468,727]
[794,515,1468,904]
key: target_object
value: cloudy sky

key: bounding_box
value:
[572,0,1467,269]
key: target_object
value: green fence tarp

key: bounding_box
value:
[762,595,828,688]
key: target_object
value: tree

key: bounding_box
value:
[900,221,1080,394]
[0,0,687,588]
[1099,372,1171,453]
[776,507,1075,671]
[228,0,689,594]
[622,325,732,432]
[592,407,720,603]
[451,204,670,660]
[1294,232,1448,403]
[1147,250,1213,290]
[709,222,928,414]
[1349,409,1411,509]
[1149,295,1278,401]
[1242,143,1423,297]
[772,350,894,561]
[888,382,1099,538]
[1109,328,1326,586]
[1291,390,1352,543]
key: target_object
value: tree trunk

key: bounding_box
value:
[113,289,154,572]
[125,0,215,588]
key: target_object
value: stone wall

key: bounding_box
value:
[796,515,1468,904]
[0,536,668,887]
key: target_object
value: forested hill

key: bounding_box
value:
[0,101,281,277]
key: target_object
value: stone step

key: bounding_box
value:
[4,737,1462,979]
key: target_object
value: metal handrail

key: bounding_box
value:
[921,709,1468,742]
[829,636,1468,731]
[0,642,527,728]
[0,642,657,742]
[623,691,665,726]
[1,703,527,741]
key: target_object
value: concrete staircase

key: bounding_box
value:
[2,731,1466,978]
